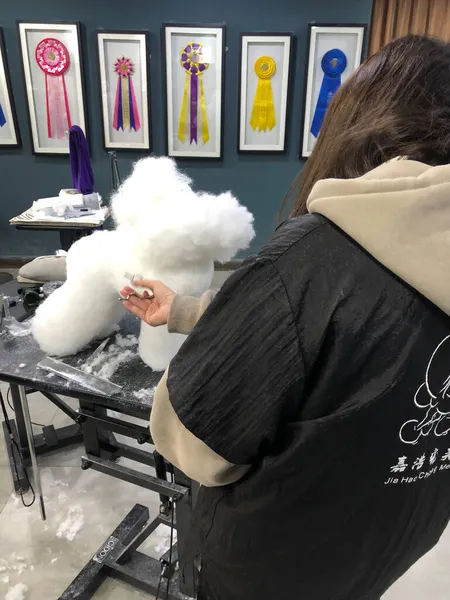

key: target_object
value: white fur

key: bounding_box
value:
[32,157,255,371]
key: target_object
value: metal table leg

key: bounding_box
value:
[18,385,46,521]
[1,385,28,494]
[9,384,29,456]
[175,473,198,598]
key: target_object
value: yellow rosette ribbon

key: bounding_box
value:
[250,56,276,132]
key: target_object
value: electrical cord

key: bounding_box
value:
[166,465,176,600]
[0,388,36,507]
[155,464,177,600]
[155,568,163,600]
[7,387,48,428]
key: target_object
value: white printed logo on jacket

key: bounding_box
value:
[385,336,450,486]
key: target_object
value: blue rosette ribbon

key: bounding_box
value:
[310,48,347,138]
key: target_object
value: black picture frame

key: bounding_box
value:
[237,32,295,155]
[97,29,152,152]
[16,20,89,156]
[162,22,226,160]
[299,22,368,160]
[0,27,21,148]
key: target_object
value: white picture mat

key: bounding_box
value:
[240,35,291,152]
[302,26,365,158]
[165,26,223,158]
[98,33,150,150]
[18,22,86,154]
[0,41,18,145]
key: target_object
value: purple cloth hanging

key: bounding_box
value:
[69,126,94,195]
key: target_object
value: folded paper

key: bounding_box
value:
[36,38,72,140]
[250,56,276,132]
[113,57,141,132]
[311,48,347,138]
[178,42,209,145]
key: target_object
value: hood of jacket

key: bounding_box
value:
[307,159,450,315]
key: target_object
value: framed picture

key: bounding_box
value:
[300,24,366,158]
[97,31,151,151]
[163,23,225,159]
[17,21,87,155]
[238,33,293,153]
[0,29,20,147]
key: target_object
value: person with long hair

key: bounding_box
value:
[122,35,450,600]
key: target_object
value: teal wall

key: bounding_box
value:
[0,0,373,257]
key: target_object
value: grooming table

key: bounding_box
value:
[1,279,83,490]
[0,294,197,599]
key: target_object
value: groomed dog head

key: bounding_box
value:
[111,156,255,265]
[112,156,194,228]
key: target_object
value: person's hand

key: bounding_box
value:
[120,279,176,327]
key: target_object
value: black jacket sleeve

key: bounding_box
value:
[167,257,304,466]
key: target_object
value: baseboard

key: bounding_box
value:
[0,257,242,271]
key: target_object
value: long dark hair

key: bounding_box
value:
[282,35,450,218]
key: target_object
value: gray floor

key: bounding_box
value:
[1,269,450,599]
[0,386,169,600]
[1,393,450,600]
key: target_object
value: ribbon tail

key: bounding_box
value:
[47,75,68,139]
[128,78,136,131]
[199,74,209,144]
[267,81,276,131]
[259,80,270,132]
[0,104,5,127]
[311,75,341,138]
[45,74,52,138]
[190,74,198,144]
[178,73,189,143]
[117,78,124,130]
[113,77,121,130]
[250,79,262,131]
[61,75,72,129]
[250,79,272,132]
[129,77,141,132]
[122,77,131,130]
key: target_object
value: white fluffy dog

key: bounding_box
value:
[32,157,255,371]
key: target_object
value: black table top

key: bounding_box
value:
[0,284,162,418]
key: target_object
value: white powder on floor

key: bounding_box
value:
[10,564,27,575]
[133,387,156,402]
[152,524,178,555]
[5,583,28,600]
[56,506,85,542]
[0,574,10,584]
[50,558,58,564]
[0,555,28,577]
[53,479,69,488]
[12,554,25,563]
